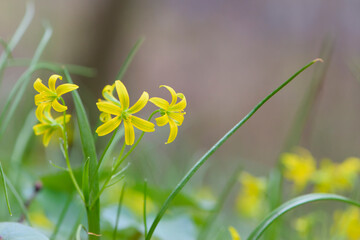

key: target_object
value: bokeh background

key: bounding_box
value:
[2,0,360,188]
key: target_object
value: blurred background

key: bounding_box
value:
[1,0,360,207]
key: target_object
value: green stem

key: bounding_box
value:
[96,126,120,173]
[90,110,159,209]
[145,58,323,240]
[50,194,73,240]
[60,98,85,202]
[112,183,126,240]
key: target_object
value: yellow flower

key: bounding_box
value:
[332,207,360,240]
[96,80,155,145]
[313,157,360,193]
[293,214,314,238]
[281,148,316,192]
[236,172,266,218]
[149,85,186,144]
[29,210,53,229]
[33,104,71,147]
[228,226,241,240]
[34,74,79,112]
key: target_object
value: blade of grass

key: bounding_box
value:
[63,67,100,238]
[5,175,31,224]
[246,193,360,240]
[112,183,126,240]
[0,38,13,60]
[0,162,12,216]
[266,39,333,240]
[0,23,53,139]
[145,58,323,240]
[197,165,242,240]
[0,2,35,84]
[115,37,144,80]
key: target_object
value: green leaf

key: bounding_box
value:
[115,37,144,80]
[63,68,100,236]
[0,162,12,215]
[0,2,34,84]
[247,193,360,240]
[0,222,48,240]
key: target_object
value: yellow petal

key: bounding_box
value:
[35,104,46,121]
[124,119,135,145]
[96,117,122,136]
[96,101,122,115]
[128,91,149,114]
[155,114,169,127]
[228,226,241,240]
[48,74,62,92]
[56,83,79,96]
[166,118,178,144]
[52,99,67,112]
[34,94,44,105]
[100,112,111,122]
[34,79,49,93]
[168,112,184,126]
[170,93,186,111]
[115,80,130,110]
[55,114,71,125]
[33,123,51,135]
[131,115,155,132]
[160,85,177,106]
[149,97,169,109]
[42,129,56,147]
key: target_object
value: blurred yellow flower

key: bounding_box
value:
[313,157,360,193]
[293,214,314,238]
[149,85,186,144]
[228,226,241,240]
[332,207,360,240]
[29,210,53,229]
[281,148,316,191]
[33,104,71,147]
[96,80,155,145]
[236,172,266,218]
[34,74,78,112]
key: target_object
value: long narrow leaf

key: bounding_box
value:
[0,2,34,84]
[0,162,12,215]
[247,193,360,240]
[145,59,323,240]
[115,37,144,80]
[63,68,100,236]
[0,24,53,139]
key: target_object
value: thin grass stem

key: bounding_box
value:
[112,183,126,240]
[145,58,323,240]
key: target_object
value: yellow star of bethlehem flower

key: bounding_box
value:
[149,85,186,144]
[34,74,79,112]
[281,147,316,192]
[33,104,71,147]
[96,80,155,145]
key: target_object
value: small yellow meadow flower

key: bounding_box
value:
[293,214,314,238]
[332,207,360,240]
[33,104,71,147]
[228,226,241,240]
[34,74,79,112]
[281,148,316,192]
[236,172,266,218]
[96,80,155,145]
[149,85,186,144]
[313,157,360,193]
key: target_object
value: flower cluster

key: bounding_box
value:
[33,74,78,146]
[33,75,187,146]
[281,147,360,193]
[96,81,187,145]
